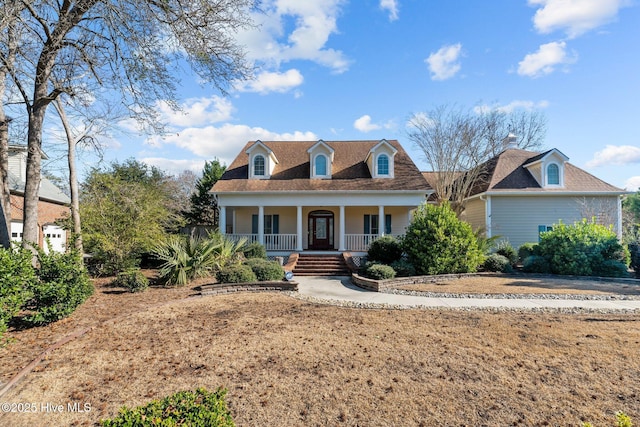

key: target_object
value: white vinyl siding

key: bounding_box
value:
[489,195,619,249]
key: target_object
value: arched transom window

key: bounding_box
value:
[253,155,265,176]
[547,163,559,185]
[377,154,389,176]
[315,154,327,176]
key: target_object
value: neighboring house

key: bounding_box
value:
[457,143,627,249]
[212,139,432,254]
[8,145,70,252]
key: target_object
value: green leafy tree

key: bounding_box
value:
[186,159,227,227]
[80,160,179,274]
[403,202,484,275]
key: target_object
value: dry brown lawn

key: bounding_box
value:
[396,274,640,297]
[1,274,640,426]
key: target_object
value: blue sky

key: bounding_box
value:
[68,0,640,190]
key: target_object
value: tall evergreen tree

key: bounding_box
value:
[186,159,226,227]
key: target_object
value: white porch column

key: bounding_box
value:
[617,195,623,240]
[296,205,303,251]
[219,206,226,235]
[378,205,385,236]
[258,205,264,245]
[339,205,346,251]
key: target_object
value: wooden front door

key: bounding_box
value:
[308,210,334,250]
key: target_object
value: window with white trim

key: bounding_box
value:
[314,154,327,176]
[377,154,389,176]
[547,163,559,185]
[253,155,265,176]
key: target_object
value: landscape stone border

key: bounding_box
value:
[352,271,640,293]
[199,281,298,296]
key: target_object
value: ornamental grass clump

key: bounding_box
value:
[403,202,484,275]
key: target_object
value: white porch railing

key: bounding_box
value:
[264,234,297,251]
[226,233,297,251]
[226,233,400,252]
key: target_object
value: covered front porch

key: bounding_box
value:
[220,205,411,253]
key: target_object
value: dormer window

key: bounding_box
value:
[366,139,397,178]
[246,140,278,179]
[253,155,265,176]
[377,154,389,176]
[308,140,334,179]
[547,163,559,185]
[314,154,328,176]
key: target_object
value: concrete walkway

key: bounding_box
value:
[295,275,640,311]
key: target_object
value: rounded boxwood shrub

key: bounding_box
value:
[518,243,539,263]
[390,259,416,277]
[522,255,551,274]
[216,264,257,284]
[538,219,630,277]
[365,263,396,280]
[244,258,284,281]
[629,241,640,278]
[367,235,403,265]
[242,241,267,259]
[403,202,484,275]
[101,387,234,427]
[483,254,513,273]
[113,268,149,293]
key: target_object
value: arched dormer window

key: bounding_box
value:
[253,155,265,176]
[315,154,327,176]
[377,154,389,176]
[547,163,559,185]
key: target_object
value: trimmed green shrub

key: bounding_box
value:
[367,235,403,265]
[390,259,416,277]
[522,255,551,274]
[242,241,267,259]
[365,263,396,280]
[0,247,36,337]
[518,243,539,263]
[101,387,235,427]
[538,219,630,277]
[483,254,513,273]
[113,268,149,293]
[216,264,257,284]
[629,241,639,278]
[244,258,284,281]
[25,249,94,326]
[403,202,484,275]
[495,240,517,266]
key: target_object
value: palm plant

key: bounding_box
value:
[153,232,248,286]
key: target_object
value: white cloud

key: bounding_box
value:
[529,0,629,38]
[145,123,318,165]
[235,69,304,94]
[240,0,351,74]
[474,100,550,114]
[380,0,399,21]
[425,43,462,81]
[354,115,381,132]
[625,176,640,191]
[517,41,577,77]
[140,158,207,176]
[586,145,640,168]
[156,96,234,127]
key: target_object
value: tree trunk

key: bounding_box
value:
[54,99,83,253]
[0,96,11,249]
[21,107,46,250]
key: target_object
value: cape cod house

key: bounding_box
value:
[458,141,627,249]
[212,139,432,255]
[8,145,70,252]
